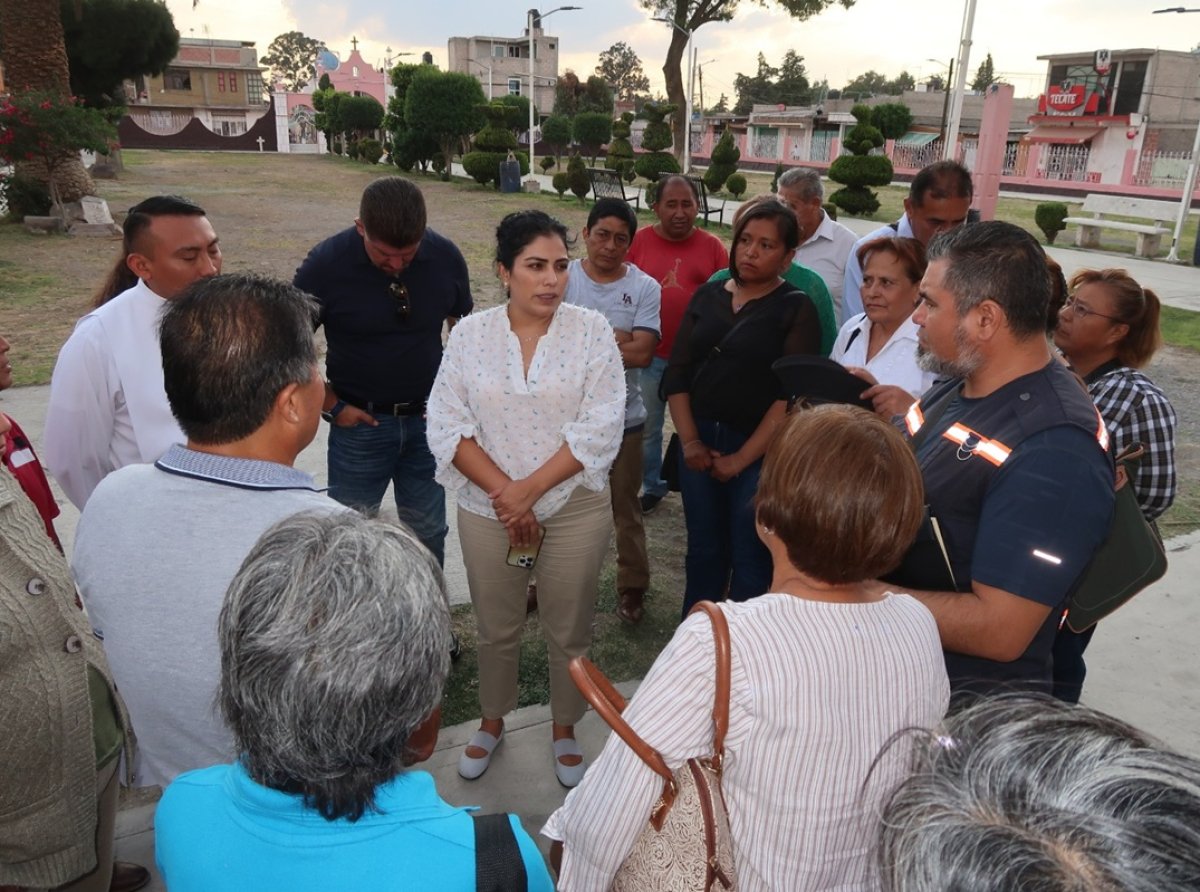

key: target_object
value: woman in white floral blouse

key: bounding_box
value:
[427,210,625,788]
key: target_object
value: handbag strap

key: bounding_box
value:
[569,657,674,783]
[688,600,732,763]
[568,600,733,778]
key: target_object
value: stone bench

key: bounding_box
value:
[1063,194,1176,258]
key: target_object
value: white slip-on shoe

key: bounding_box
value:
[553,737,587,788]
[458,727,504,780]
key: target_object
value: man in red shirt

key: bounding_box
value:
[628,175,728,513]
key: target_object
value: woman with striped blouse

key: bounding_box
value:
[543,405,949,890]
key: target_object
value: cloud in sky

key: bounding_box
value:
[167,0,1194,101]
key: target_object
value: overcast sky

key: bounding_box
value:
[165,0,1198,103]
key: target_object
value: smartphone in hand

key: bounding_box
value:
[506,527,546,569]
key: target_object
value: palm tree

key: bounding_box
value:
[0,0,95,201]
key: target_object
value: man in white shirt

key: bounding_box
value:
[44,195,222,508]
[564,198,662,624]
[842,160,973,323]
[777,167,859,322]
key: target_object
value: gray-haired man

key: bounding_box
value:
[776,167,859,321]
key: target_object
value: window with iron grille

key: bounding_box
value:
[246,72,264,105]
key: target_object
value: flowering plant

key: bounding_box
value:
[0,90,116,212]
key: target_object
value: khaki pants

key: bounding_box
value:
[610,428,649,594]
[458,486,612,726]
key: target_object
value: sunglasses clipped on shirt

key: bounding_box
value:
[389,281,411,321]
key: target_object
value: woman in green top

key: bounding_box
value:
[708,193,838,355]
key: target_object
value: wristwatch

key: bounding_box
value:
[321,399,347,424]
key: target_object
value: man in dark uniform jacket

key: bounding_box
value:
[295,177,472,566]
[896,221,1113,697]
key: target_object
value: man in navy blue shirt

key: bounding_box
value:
[295,177,472,566]
[895,222,1114,697]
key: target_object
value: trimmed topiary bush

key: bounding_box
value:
[823,202,838,221]
[634,100,680,183]
[540,155,556,174]
[606,112,635,173]
[828,106,893,217]
[552,171,571,198]
[567,152,591,203]
[463,101,523,188]
[704,129,740,194]
[345,139,360,159]
[1035,202,1069,244]
[726,172,747,198]
[770,161,785,193]
[358,138,384,164]
[574,112,612,165]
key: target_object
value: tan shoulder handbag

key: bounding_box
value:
[569,600,736,891]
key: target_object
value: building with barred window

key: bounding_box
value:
[123,38,269,138]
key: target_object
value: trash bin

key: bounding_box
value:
[499,154,521,194]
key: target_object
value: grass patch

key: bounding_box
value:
[1160,306,1200,352]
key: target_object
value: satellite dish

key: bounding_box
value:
[317,49,340,72]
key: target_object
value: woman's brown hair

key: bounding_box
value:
[755,404,924,584]
[1068,268,1163,368]
[855,236,928,285]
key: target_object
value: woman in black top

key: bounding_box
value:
[664,199,821,617]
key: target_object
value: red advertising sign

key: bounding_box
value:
[1037,82,1106,116]
[1047,84,1086,111]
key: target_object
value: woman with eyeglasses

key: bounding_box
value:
[1050,267,1177,703]
[426,210,625,788]
[832,236,937,419]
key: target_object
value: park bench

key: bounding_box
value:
[587,167,640,210]
[654,173,724,227]
[1063,194,1176,258]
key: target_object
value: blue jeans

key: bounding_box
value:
[677,418,772,618]
[1051,624,1097,704]
[639,356,669,498]
[327,415,447,566]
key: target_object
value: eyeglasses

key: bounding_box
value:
[389,281,410,321]
[1062,296,1122,323]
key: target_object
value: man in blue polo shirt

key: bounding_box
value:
[295,177,472,566]
[895,221,1113,697]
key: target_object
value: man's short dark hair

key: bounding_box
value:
[359,177,427,248]
[161,274,319,445]
[586,198,638,237]
[94,195,208,307]
[910,161,973,207]
[926,221,1049,339]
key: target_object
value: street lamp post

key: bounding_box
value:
[927,57,954,143]
[653,16,694,174]
[527,6,581,185]
[696,58,717,114]
[942,0,978,163]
